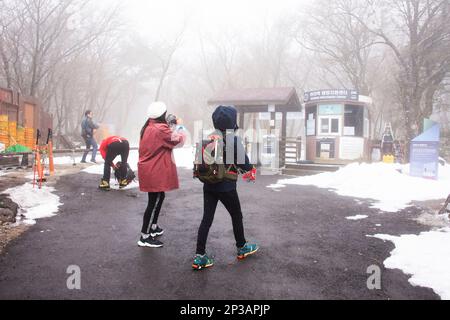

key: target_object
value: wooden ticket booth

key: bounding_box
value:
[304,89,372,164]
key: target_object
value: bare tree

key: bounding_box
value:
[0,0,121,98]
[294,0,378,95]
[0,0,131,138]
[354,0,450,141]
[154,27,185,101]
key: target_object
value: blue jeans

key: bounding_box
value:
[81,136,98,162]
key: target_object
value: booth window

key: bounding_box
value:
[320,117,340,135]
[344,105,364,137]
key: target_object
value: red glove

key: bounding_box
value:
[242,167,257,183]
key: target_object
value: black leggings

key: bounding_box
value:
[141,192,166,234]
[196,189,246,255]
[103,140,129,182]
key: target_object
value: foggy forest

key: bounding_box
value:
[0,0,449,150]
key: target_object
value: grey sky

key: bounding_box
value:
[121,0,309,39]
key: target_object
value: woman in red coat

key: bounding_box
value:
[137,101,186,248]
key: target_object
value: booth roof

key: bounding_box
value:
[208,87,300,107]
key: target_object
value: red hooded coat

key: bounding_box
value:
[138,121,185,192]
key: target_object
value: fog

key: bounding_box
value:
[125,0,306,35]
[0,0,449,150]
[118,0,309,141]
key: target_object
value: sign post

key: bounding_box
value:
[410,120,440,180]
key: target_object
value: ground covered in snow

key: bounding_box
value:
[5,183,63,225]
[372,229,450,299]
[276,162,450,213]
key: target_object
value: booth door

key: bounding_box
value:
[316,139,336,159]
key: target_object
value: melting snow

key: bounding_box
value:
[173,147,194,169]
[371,229,450,300]
[5,183,63,224]
[52,155,82,165]
[267,184,286,190]
[82,147,194,176]
[276,162,450,213]
[346,215,368,220]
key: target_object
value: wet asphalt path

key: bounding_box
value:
[0,168,439,300]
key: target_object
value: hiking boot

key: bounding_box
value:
[99,180,110,191]
[192,254,214,270]
[237,243,259,260]
[150,226,164,237]
[137,236,163,248]
[119,179,129,189]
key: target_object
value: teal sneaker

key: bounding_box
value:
[237,243,259,260]
[192,254,214,270]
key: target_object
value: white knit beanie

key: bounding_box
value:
[147,101,167,119]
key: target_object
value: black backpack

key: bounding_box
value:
[114,162,136,185]
[193,135,238,184]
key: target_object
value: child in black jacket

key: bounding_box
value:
[192,106,259,270]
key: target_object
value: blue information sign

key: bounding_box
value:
[410,123,440,180]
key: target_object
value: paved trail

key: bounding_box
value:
[0,169,439,299]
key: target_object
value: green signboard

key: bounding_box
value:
[319,104,343,115]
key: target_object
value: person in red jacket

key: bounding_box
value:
[137,101,186,248]
[98,135,130,190]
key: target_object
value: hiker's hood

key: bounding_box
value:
[212,106,238,131]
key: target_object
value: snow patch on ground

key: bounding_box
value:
[82,151,137,175]
[109,180,139,191]
[346,215,368,221]
[53,155,82,165]
[276,162,450,213]
[267,184,286,191]
[173,147,194,169]
[371,229,450,300]
[82,147,194,177]
[82,162,106,175]
[5,183,63,224]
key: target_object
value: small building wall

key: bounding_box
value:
[0,87,53,148]
[303,91,372,164]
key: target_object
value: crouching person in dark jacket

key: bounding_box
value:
[192,105,259,270]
